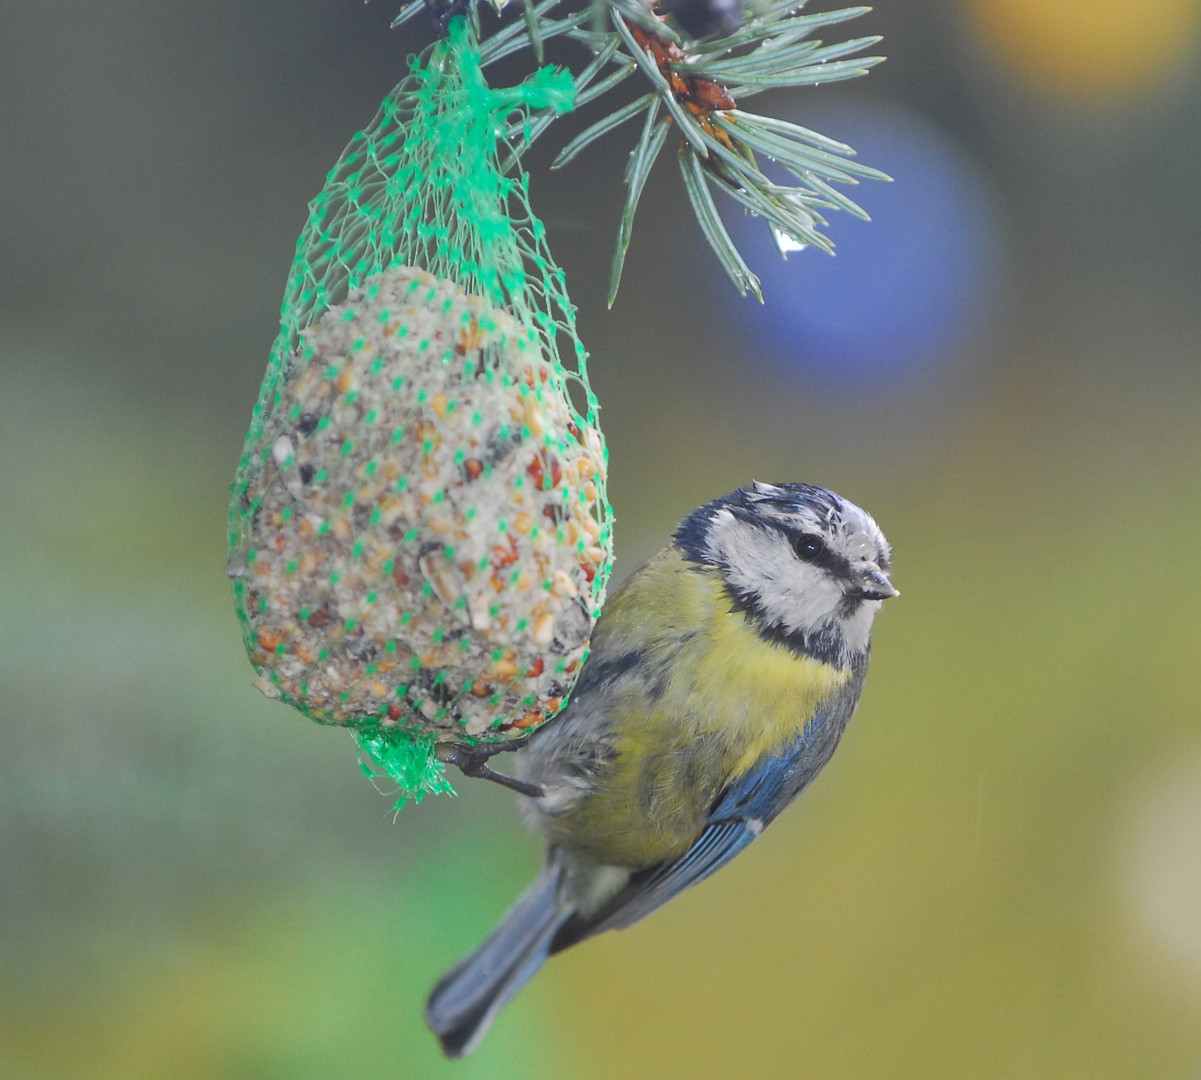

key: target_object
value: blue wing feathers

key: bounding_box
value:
[551,697,858,952]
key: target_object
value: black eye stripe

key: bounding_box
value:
[778,525,853,578]
[674,497,883,588]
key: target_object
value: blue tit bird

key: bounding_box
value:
[426,481,897,1057]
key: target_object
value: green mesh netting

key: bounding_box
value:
[228,19,613,802]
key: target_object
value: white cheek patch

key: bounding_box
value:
[706,509,845,636]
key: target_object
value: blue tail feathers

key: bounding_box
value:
[425,871,566,1058]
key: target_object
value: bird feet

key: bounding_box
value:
[435,740,545,798]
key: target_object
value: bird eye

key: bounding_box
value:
[792,533,824,561]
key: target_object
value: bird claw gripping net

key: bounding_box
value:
[228,19,613,802]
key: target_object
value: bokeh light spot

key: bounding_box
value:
[1122,749,1201,985]
[724,104,1002,386]
[966,0,1201,100]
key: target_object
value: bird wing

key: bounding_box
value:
[548,819,757,953]
[548,730,822,953]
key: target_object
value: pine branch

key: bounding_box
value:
[384,0,888,299]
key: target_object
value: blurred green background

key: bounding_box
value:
[3,1,1201,1077]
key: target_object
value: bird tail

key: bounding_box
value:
[425,870,565,1058]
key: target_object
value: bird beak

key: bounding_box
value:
[851,564,899,600]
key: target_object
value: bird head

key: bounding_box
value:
[675,481,897,667]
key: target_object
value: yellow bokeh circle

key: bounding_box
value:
[967,0,1201,100]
